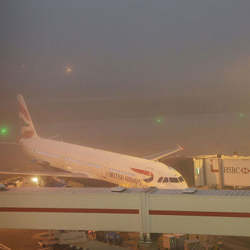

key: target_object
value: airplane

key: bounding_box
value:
[0,95,188,189]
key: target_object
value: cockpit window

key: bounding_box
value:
[178,176,184,182]
[144,175,153,183]
[169,177,179,183]
[158,177,163,183]
[163,177,168,183]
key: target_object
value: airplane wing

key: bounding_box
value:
[144,144,183,161]
[0,170,95,179]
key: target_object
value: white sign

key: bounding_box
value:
[223,159,250,186]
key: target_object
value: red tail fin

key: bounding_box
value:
[17,94,38,139]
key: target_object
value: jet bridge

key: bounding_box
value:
[1,187,250,236]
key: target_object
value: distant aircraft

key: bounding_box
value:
[0,95,187,189]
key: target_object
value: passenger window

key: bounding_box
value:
[163,177,168,183]
[169,177,179,183]
[158,177,163,183]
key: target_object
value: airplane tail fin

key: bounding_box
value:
[17,94,38,139]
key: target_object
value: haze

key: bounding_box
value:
[1,1,250,99]
[1,1,250,155]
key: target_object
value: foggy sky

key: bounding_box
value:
[1,1,250,100]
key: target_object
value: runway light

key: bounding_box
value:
[155,116,164,124]
[65,65,73,75]
[239,112,246,118]
[31,177,39,184]
[0,127,8,136]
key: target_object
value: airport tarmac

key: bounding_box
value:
[0,229,129,250]
[0,229,46,250]
[1,228,250,250]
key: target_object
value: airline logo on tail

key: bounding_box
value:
[17,94,38,139]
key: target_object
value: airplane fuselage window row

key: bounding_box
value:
[157,176,184,183]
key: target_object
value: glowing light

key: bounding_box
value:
[155,116,164,124]
[0,127,8,136]
[239,112,246,118]
[31,177,39,183]
[196,168,200,175]
[65,65,73,75]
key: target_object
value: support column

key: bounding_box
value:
[144,233,152,243]
[139,232,145,242]
[218,156,224,189]
[139,189,153,244]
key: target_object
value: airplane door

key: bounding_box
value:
[62,143,72,172]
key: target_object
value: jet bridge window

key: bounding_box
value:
[169,177,179,183]
[158,177,163,183]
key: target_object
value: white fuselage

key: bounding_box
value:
[20,137,188,189]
